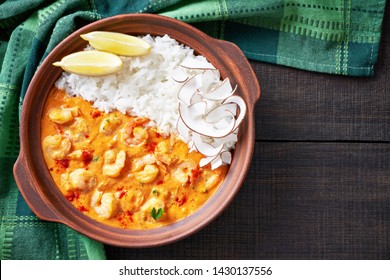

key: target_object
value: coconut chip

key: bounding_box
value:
[173,61,247,170]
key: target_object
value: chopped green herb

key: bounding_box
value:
[150,207,164,220]
[92,155,99,162]
[152,189,157,195]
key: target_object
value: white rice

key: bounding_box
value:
[55,34,221,136]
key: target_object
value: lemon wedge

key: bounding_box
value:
[80,31,151,56]
[53,50,122,76]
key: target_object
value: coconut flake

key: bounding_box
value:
[187,101,207,119]
[210,155,223,170]
[223,95,246,131]
[192,133,224,157]
[171,67,189,83]
[179,102,236,138]
[173,58,247,169]
[201,78,236,101]
[200,155,217,167]
[220,151,232,165]
[200,70,218,93]
[177,117,190,141]
[205,103,237,123]
[178,74,202,105]
[181,57,216,70]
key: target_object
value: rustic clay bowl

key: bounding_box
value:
[14,14,260,247]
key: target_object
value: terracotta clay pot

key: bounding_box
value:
[14,14,260,247]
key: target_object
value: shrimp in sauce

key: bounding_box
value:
[41,88,228,229]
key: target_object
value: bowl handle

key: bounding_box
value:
[13,155,59,222]
[213,39,261,109]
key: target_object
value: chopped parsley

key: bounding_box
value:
[150,207,164,220]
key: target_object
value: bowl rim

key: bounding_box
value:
[14,13,260,248]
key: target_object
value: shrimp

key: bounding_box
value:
[102,150,126,177]
[68,168,97,191]
[91,191,118,219]
[131,154,156,172]
[196,173,220,193]
[172,160,198,185]
[42,135,71,160]
[135,197,165,223]
[120,117,149,146]
[130,154,166,183]
[150,187,172,202]
[118,189,144,213]
[99,114,122,135]
[67,150,83,160]
[64,117,89,142]
[205,173,220,189]
[134,164,159,184]
[154,141,172,165]
[67,149,94,164]
[48,106,79,124]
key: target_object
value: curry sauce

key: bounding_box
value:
[41,88,228,229]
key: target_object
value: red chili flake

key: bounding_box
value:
[175,195,187,207]
[78,205,88,212]
[55,158,70,169]
[146,141,157,153]
[49,167,54,171]
[116,211,134,226]
[65,193,74,202]
[155,132,161,138]
[190,167,201,181]
[119,191,126,199]
[157,180,164,185]
[65,191,79,202]
[90,110,101,118]
[81,149,93,165]
[125,211,134,223]
[85,134,89,139]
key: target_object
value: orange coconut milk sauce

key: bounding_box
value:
[41,88,228,229]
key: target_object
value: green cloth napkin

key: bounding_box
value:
[0,0,387,260]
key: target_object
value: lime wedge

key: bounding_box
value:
[80,31,151,56]
[53,50,122,76]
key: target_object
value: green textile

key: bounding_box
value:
[0,0,387,260]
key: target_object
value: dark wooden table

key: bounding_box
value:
[105,5,390,260]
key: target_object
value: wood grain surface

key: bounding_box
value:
[105,3,390,259]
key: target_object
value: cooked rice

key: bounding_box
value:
[55,34,221,136]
